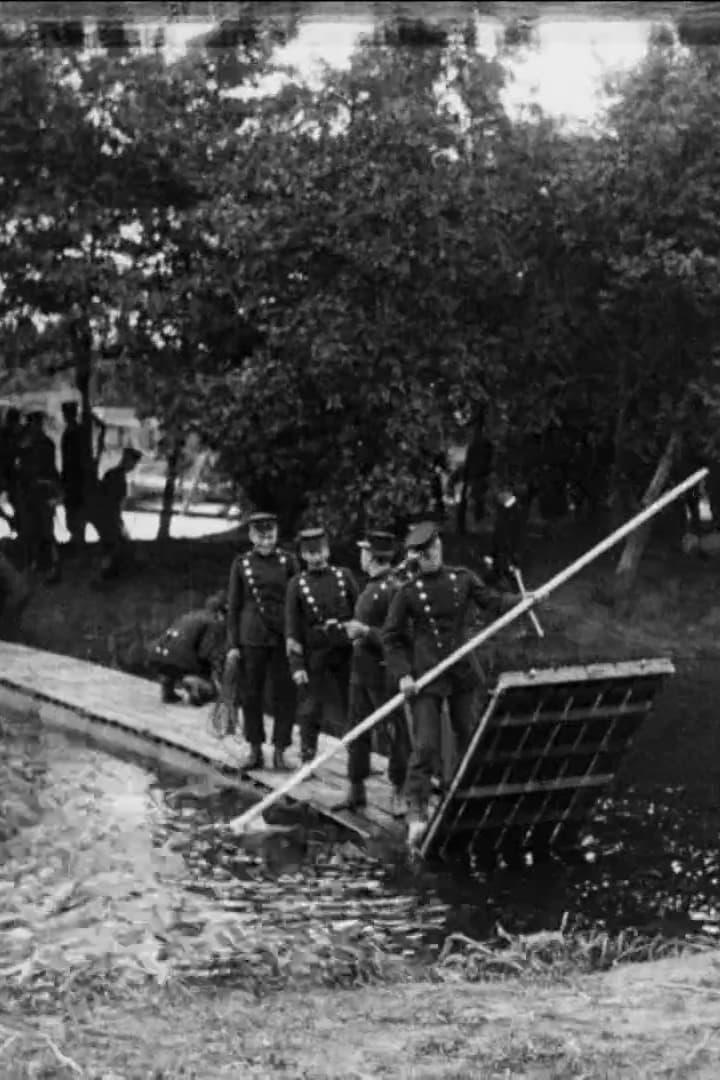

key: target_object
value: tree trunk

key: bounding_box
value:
[157,446,180,541]
[611,431,680,616]
[456,470,469,535]
[607,352,630,530]
[181,449,210,513]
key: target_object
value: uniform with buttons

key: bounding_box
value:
[382,521,517,818]
[150,594,226,704]
[226,515,300,753]
[285,528,359,762]
[343,533,411,801]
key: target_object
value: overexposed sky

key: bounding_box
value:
[167,16,653,126]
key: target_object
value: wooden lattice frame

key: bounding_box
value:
[419,658,675,861]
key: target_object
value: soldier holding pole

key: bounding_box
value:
[382,522,518,846]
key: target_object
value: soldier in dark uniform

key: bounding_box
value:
[382,521,518,847]
[0,548,30,633]
[60,401,86,549]
[285,527,359,763]
[333,530,411,815]
[150,592,227,704]
[225,511,299,770]
[17,411,61,583]
[485,488,525,587]
[0,407,22,529]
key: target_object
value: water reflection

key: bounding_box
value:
[1,713,719,992]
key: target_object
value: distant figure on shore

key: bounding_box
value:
[0,407,22,531]
[150,592,227,705]
[485,489,525,587]
[91,447,142,580]
[17,411,62,584]
[0,548,30,636]
[60,401,86,550]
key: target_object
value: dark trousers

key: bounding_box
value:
[405,689,476,816]
[21,495,58,576]
[347,680,410,792]
[297,651,351,760]
[154,659,211,684]
[242,643,295,750]
[64,499,86,546]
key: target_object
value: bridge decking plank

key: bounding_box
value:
[0,642,403,843]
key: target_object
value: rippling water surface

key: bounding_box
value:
[1,711,719,990]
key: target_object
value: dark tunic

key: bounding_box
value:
[351,568,400,690]
[18,432,60,495]
[226,548,299,649]
[60,422,85,504]
[382,565,512,696]
[285,565,359,673]
[150,609,223,676]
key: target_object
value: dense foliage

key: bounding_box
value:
[2,11,720,543]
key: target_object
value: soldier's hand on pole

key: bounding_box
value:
[345,619,368,641]
[293,669,309,687]
[399,675,418,699]
[226,647,241,663]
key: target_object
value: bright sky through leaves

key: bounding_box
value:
[167,15,652,126]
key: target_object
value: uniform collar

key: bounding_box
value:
[420,564,444,577]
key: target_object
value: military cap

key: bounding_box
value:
[405,520,440,552]
[357,530,396,559]
[248,511,278,527]
[297,526,327,547]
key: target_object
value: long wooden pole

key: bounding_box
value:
[228,468,707,835]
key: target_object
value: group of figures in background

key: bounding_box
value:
[149,504,525,847]
[0,401,142,585]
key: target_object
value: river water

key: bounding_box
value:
[1,708,719,994]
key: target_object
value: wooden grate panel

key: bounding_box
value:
[419,658,675,861]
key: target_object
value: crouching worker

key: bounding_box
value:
[382,522,519,848]
[333,530,410,816]
[151,592,227,705]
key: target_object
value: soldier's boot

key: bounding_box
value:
[244,745,265,770]
[272,747,291,771]
[332,781,367,812]
[161,677,182,705]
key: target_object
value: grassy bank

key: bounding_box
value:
[10,521,720,673]
[2,940,720,1078]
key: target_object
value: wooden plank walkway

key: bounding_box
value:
[0,642,405,843]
